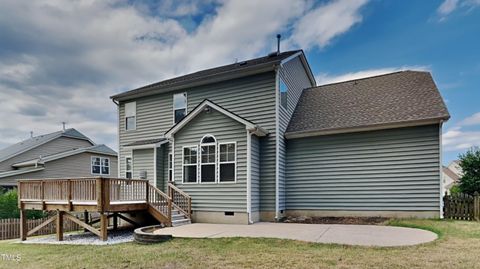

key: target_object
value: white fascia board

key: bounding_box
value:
[166,100,268,138]
[0,167,45,179]
[123,140,168,150]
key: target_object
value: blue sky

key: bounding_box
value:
[0,0,478,164]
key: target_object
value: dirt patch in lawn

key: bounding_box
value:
[283,216,390,225]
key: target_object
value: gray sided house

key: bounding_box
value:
[111,50,449,224]
[0,128,118,187]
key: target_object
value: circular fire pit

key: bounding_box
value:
[134,225,172,244]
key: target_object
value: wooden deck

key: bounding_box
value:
[18,177,191,241]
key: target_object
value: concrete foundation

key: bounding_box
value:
[284,210,440,219]
[192,211,249,224]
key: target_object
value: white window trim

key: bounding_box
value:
[218,141,237,184]
[199,135,217,184]
[168,153,173,182]
[173,92,188,124]
[182,145,198,184]
[124,101,136,131]
[91,156,111,176]
[125,156,133,179]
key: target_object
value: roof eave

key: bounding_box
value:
[111,63,277,102]
[285,118,448,139]
[123,140,169,150]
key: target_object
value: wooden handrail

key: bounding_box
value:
[168,183,191,198]
[168,183,192,218]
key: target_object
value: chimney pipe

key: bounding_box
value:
[30,131,33,138]
[62,122,66,132]
[276,34,281,54]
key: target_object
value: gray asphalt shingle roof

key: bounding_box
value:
[111,50,302,100]
[286,71,450,137]
[0,128,93,163]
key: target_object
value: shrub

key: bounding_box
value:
[0,189,46,219]
[458,147,480,195]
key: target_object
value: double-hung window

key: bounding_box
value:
[219,143,236,182]
[173,93,187,124]
[125,157,132,179]
[92,156,110,175]
[182,146,198,183]
[200,135,216,183]
[125,102,136,130]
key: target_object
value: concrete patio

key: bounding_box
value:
[154,222,438,247]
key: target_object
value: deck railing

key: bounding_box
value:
[168,183,192,218]
[18,177,149,211]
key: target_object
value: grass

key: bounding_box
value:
[0,219,479,268]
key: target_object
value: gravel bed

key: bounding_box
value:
[19,230,134,245]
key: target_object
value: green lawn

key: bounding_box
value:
[0,219,479,269]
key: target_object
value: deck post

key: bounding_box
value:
[96,177,104,212]
[100,213,108,241]
[20,208,27,241]
[83,211,89,232]
[56,210,64,241]
[113,213,118,230]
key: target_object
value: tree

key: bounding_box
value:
[458,147,480,195]
[0,189,45,219]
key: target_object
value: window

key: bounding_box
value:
[125,157,132,179]
[200,135,216,183]
[92,156,110,175]
[279,78,288,109]
[182,146,197,183]
[168,153,173,182]
[219,143,236,182]
[173,93,187,124]
[125,102,136,130]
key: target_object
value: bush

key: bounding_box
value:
[458,147,480,195]
[449,184,461,195]
[0,188,46,219]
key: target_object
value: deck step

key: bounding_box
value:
[171,214,186,221]
[172,218,191,227]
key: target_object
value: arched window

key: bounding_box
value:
[200,135,216,183]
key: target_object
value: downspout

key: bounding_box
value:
[112,99,120,178]
[246,130,252,224]
[439,120,444,218]
[274,66,280,221]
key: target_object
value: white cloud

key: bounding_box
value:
[289,0,368,50]
[438,0,460,15]
[0,0,370,151]
[443,126,480,151]
[437,0,480,19]
[315,66,430,85]
[460,112,480,126]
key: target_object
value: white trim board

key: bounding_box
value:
[165,100,268,138]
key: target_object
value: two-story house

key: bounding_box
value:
[111,50,449,224]
[0,128,118,187]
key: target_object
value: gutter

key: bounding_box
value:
[111,63,277,102]
[285,118,449,139]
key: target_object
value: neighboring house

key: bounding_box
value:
[442,160,463,194]
[111,49,450,224]
[0,128,117,187]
